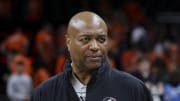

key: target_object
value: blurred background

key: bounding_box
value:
[0,0,180,101]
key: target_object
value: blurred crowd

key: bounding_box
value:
[0,0,180,101]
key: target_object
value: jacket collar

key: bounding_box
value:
[63,59,110,83]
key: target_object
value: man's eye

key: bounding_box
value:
[80,37,90,43]
[98,37,106,43]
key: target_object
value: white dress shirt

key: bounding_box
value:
[71,73,87,101]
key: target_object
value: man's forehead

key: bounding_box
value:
[77,30,107,36]
[67,11,107,36]
[70,14,103,30]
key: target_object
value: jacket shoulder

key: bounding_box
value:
[109,69,152,101]
[31,73,64,101]
[110,69,145,87]
[39,73,64,89]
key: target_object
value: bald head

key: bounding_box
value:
[67,11,107,37]
[65,11,108,72]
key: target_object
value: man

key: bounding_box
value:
[31,11,152,101]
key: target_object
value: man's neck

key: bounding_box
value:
[71,64,92,85]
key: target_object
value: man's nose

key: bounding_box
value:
[89,40,99,51]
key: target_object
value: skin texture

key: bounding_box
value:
[66,11,108,85]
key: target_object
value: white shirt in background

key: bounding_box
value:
[7,73,32,101]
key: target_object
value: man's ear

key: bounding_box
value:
[65,34,71,51]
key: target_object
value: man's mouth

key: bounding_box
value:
[86,55,102,61]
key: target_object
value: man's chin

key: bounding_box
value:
[86,62,102,69]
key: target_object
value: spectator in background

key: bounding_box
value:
[33,25,56,75]
[130,57,164,101]
[1,29,29,70]
[148,61,164,101]
[7,60,32,101]
[162,61,177,84]
[163,70,180,101]
[10,54,32,75]
[5,29,29,55]
[130,23,149,51]
[130,57,151,82]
